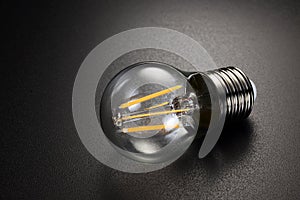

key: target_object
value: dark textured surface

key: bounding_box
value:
[2,0,300,199]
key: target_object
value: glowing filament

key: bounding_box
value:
[119,85,182,109]
[122,124,179,133]
[121,109,190,121]
[145,101,169,110]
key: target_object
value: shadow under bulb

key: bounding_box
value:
[100,62,257,164]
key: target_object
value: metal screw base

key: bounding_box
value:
[205,67,255,122]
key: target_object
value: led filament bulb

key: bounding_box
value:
[100,62,256,164]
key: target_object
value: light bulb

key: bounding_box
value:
[100,62,256,163]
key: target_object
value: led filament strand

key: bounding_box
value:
[121,109,190,121]
[145,101,169,110]
[119,85,182,109]
[122,124,180,133]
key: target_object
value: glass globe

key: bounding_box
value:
[100,62,200,163]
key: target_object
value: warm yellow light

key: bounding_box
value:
[121,109,190,121]
[122,124,179,133]
[119,85,182,109]
[145,101,169,110]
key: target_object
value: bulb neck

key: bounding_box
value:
[203,67,255,122]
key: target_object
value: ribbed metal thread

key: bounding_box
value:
[208,67,255,121]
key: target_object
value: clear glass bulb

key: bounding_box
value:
[100,62,256,164]
[100,62,200,163]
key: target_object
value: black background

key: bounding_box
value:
[2,0,300,199]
